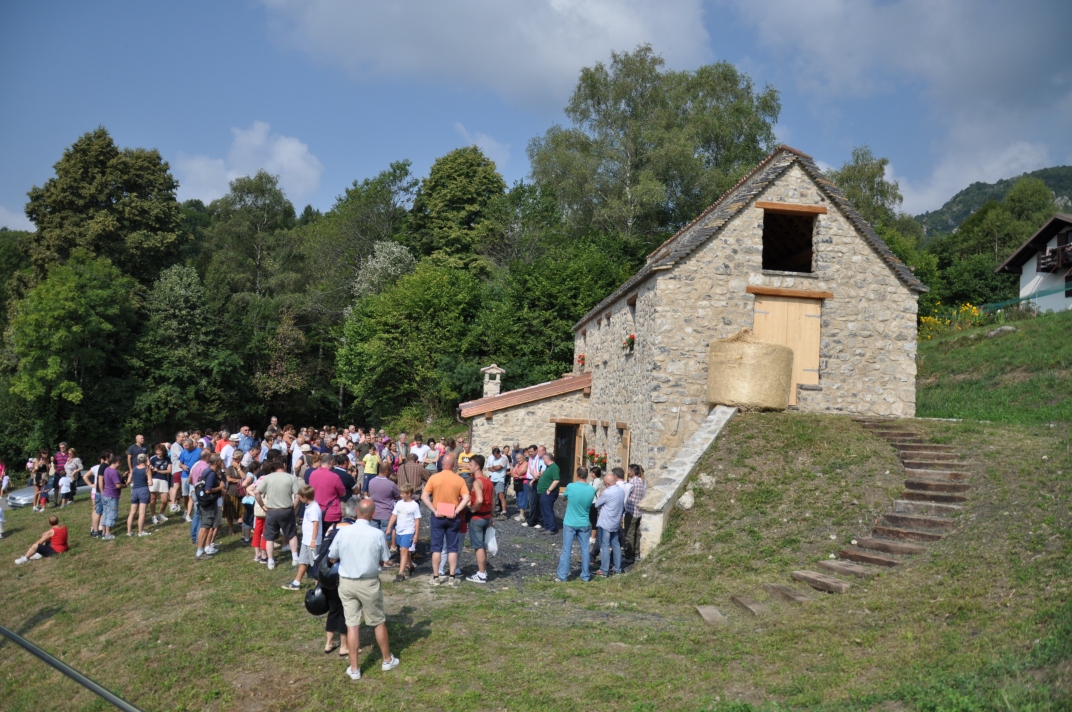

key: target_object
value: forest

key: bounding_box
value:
[0,46,1061,462]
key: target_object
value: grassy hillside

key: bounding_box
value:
[915,165,1072,235]
[917,309,1072,423]
[2,413,1070,710]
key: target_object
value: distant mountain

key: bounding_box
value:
[915,165,1072,234]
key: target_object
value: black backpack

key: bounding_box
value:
[194,479,216,507]
[311,524,341,590]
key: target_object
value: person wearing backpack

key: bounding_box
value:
[195,455,225,560]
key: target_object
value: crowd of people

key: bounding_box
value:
[7,419,648,680]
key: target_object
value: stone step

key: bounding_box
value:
[818,559,881,579]
[763,583,814,604]
[902,459,962,469]
[905,478,971,493]
[865,427,922,437]
[887,439,928,447]
[872,525,945,542]
[695,606,728,626]
[881,513,956,531]
[899,451,959,462]
[731,596,769,616]
[905,468,970,481]
[839,547,904,567]
[901,489,969,504]
[892,499,962,516]
[792,570,851,593]
[894,444,958,453]
[856,537,927,555]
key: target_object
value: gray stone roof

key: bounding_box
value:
[572,145,928,332]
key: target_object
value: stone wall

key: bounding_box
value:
[468,389,590,455]
[573,161,920,480]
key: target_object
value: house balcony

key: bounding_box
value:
[1037,244,1072,273]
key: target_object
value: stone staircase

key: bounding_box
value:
[727,417,969,615]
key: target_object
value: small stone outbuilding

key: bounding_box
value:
[459,145,926,514]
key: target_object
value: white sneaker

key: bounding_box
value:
[268,560,276,570]
[184,514,192,523]
[30,553,42,560]
[381,655,400,672]
[138,531,152,537]
[206,546,218,554]
[127,532,133,537]
[15,556,28,565]
[466,573,487,583]
[157,514,168,522]
[533,524,542,530]
[151,516,159,525]
[521,522,529,527]
[346,666,361,681]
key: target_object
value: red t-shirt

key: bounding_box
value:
[471,477,493,519]
[50,525,68,553]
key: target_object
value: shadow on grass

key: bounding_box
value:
[0,606,65,651]
[353,605,432,674]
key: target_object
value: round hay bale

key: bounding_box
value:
[706,330,793,411]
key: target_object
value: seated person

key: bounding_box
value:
[15,515,68,565]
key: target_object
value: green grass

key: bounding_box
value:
[917,309,1072,424]
[1,413,1070,710]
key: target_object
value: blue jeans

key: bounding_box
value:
[557,525,591,581]
[516,485,528,512]
[599,526,622,574]
[539,491,558,533]
[371,518,390,532]
[190,506,201,543]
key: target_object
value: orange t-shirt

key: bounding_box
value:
[425,470,468,511]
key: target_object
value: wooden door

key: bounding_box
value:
[752,295,821,405]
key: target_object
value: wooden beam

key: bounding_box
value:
[615,422,628,430]
[600,420,610,428]
[550,417,590,425]
[583,386,591,397]
[755,200,827,215]
[485,413,492,421]
[626,293,638,307]
[746,285,834,300]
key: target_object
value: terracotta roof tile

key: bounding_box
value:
[458,372,591,418]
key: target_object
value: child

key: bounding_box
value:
[386,483,421,582]
[15,515,68,564]
[0,466,9,498]
[58,471,73,507]
[283,485,320,591]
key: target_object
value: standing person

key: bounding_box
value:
[456,440,475,488]
[52,443,69,508]
[309,454,346,529]
[223,456,246,536]
[31,451,49,512]
[593,473,625,577]
[239,464,256,544]
[126,434,147,477]
[385,484,421,581]
[125,454,152,537]
[367,463,399,532]
[87,451,109,538]
[332,454,358,503]
[511,451,528,523]
[282,485,320,591]
[396,453,427,498]
[168,432,185,514]
[396,432,409,461]
[623,464,646,561]
[149,445,171,524]
[486,447,510,519]
[556,467,596,582]
[238,425,255,454]
[100,455,124,540]
[57,468,73,508]
[254,459,301,571]
[188,450,212,543]
[0,462,9,499]
[249,464,270,564]
[222,434,239,468]
[536,452,560,534]
[195,456,225,560]
[360,446,381,495]
[63,448,83,505]
[327,498,401,681]
[410,435,429,468]
[319,498,355,657]
[588,465,605,558]
[422,438,439,475]
[466,455,494,584]
[420,453,470,586]
[14,515,68,564]
[523,446,546,528]
[178,438,202,522]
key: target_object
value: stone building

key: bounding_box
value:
[459,145,926,494]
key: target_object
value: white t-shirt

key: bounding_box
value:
[486,455,510,483]
[222,444,236,467]
[410,444,430,464]
[59,476,72,494]
[391,499,421,536]
[302,500,323,547]
[616,480,633,501]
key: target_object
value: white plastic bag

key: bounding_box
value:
[486,526,498,557]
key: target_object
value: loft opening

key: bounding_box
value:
[757,201,827,274]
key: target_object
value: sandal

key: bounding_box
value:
[324,643,340,654]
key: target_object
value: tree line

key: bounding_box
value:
[0,46,1057,463]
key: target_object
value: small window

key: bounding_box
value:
[762,211,815,273]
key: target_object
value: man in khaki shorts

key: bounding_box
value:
[327,498,400,681]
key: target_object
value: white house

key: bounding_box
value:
[997,214,1072,312]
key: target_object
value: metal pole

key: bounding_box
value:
[0,625,144,712]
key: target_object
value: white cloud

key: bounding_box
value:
[453,122,511,170]
[176,121,324,203]
[728,0,1072,212]
[260,0,711,107]
[0,205,33,231]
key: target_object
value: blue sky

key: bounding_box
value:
[2,0,1070,231]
